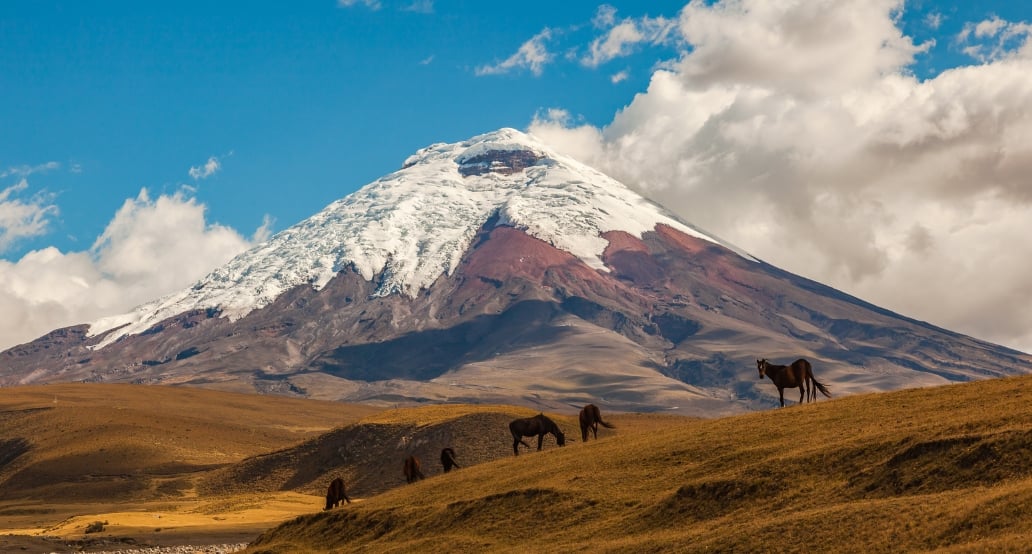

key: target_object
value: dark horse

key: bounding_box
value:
[509,413,566,456]
[440,447,459,473]
[324,477,351,510]
[757,358,831,407]
[579,404,615,442]
[403,455,425,483]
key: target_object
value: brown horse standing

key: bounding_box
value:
[757,358,831,407]
[578,404,615,442]
[509,413,566,456]
[403,455,425,483]
[440,447,459,473]
[324,477,351,510]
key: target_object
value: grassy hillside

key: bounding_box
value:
[0,383,380,546]
[2,377,1031,552]
[0,384,380,499]
[247,375,1032,553]
[201,404,554,499]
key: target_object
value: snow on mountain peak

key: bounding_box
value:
[88,128,744,347]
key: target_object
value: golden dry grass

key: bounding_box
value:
[0,383,380,546]
[247,375,1032,553]
[3,377,1032,553]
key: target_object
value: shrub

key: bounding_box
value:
[84,520,107,534]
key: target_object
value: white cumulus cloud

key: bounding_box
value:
[403,0,433,14]
[338,0,381,9]
[593,5,618,29]
[0,188,263,350]
[958,16,1032,62]
[531,0,1032,353]
[0,180,59,253]
[582,14,675,68]
[188,156,222,180]
[0,161,59,179]
[476,29,555,77]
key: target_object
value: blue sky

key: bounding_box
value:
[4,0,1032,354]
[2,0,689,256]
[4,0,986,256]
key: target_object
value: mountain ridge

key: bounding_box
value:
[1,128,1029,414]
[86,128,733,348]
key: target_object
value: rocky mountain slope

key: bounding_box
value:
[2,129,1029,414]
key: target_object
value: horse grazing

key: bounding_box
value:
[440,447,459,473]
[324,477,351,510]
[579,404,615,442]
[509,413,566,456]
[403,455,425,483]
[757,358,831,407]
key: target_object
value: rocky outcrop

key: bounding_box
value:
[456,148,544,176]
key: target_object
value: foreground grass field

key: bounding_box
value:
[2,376,1032,552]
[247,376,1032,553]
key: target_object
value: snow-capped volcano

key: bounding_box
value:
[89,128,741,347]
[3,127,1029,414]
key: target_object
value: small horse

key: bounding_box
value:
[403,455,425,483]
[440,447,459,473]
[757,358,831,407]
[579,404,615,442]
[509,413,566,456]
[324,477,351,510]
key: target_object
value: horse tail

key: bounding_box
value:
[586,404,615,428]
[404,455,424,483]
[811,375,831,398]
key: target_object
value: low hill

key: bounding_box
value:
[0,384,380,549]
[247,375,1032,553]
[201,405,553,499]
[0,384,380,501]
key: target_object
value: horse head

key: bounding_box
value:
[555,428,566,447]
[757,358,768,379]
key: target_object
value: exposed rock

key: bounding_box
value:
[457,148,544,176]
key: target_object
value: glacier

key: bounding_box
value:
[88,128,746,347]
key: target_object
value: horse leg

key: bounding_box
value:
[798,384,804,405]
[778,387,786,408]
[512,435,521,456]
[537,433,544,451]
